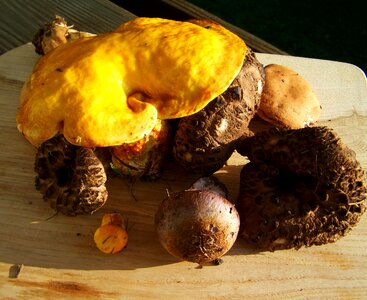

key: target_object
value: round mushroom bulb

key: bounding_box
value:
[155,177,240,264]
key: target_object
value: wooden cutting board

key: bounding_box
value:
[0,44,367,299]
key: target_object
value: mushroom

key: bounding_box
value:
[34,135,107,216]
[155,176,240,264]
[173,48,264,176]
[17,17,246,148]
[258,64,322,129]
[94,213,128,254]
[236,126,367,251]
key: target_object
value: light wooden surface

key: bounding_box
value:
[0,44,367,299]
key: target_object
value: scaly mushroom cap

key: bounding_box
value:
[236,126,366,251]
[35,135,108,215]
[16,17,246,147]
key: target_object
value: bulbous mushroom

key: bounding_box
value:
[236,126,367,251]
[173,48,264,176]
[35,135,108,215]
[155,177,240,264]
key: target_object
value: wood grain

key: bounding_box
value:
[0,44,367,299]
[0,0,135,54]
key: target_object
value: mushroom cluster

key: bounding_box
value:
[18,16,263,215]
[17,17,366,258]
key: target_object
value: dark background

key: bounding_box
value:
[189,0,366,73]
[112,0,366,73]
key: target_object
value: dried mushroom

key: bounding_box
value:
[32,15,96,55]
[35,135,107,215]
[173,49,264,175]
[236,126,367,251]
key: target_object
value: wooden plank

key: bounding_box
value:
[0,0,136,54]
[0,44,366,299]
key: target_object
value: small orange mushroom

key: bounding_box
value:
[94,213,128,254]
[16,17,246,148]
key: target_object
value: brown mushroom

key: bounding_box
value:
[236,126,366,251]
[155,176,240,264]
[258,64,322,129]
[35,135,108,215]
[173,48,264,176]
[32,15,96,55]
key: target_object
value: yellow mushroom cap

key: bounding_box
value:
[16,17,246,147]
